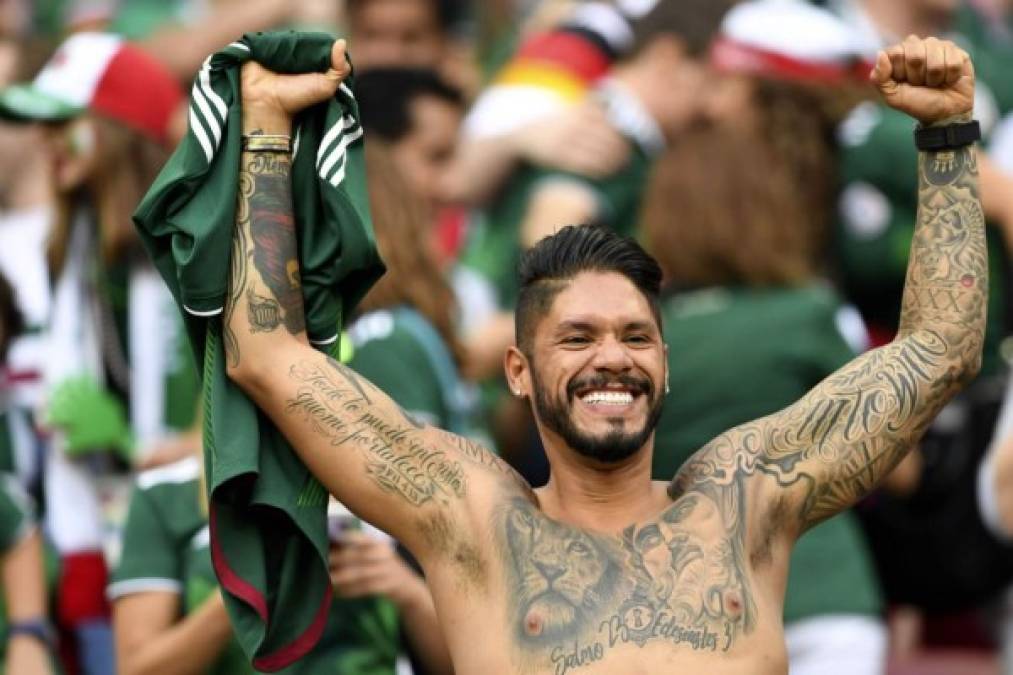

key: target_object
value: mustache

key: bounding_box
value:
[566,373,654,401]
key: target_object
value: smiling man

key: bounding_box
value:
[224,35,986,674]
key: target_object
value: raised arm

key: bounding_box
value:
[672,37,986,537]
[225,43,528,560]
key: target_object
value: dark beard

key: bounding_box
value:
[531,370,664,464]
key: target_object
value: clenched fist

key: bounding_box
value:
[872,35,974,126]
[241,38,351,133]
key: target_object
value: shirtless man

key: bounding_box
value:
[227,35,986,674]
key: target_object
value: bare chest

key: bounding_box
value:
[451,494,783,675]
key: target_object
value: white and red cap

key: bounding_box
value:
[710,0,873,84]
[0,32,182,145]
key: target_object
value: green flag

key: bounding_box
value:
[133,31,384,671]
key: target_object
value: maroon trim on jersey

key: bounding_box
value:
[209,505,268,620]
[209,503,334,671]
[252,590,333,672]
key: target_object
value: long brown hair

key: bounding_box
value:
[641,124,814,287]
[750,78,868,251]
[358,141,464,365]
[47,115,168,278]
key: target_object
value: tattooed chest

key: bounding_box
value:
[499,496,756,674]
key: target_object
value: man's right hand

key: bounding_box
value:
[240,38,351,132]
[871,35,974,126]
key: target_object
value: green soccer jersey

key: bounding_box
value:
[836,101,1007,375]
[348,309,455,430]
[654,285,882,624]
[348,307,488,442]
[109,457,401,675]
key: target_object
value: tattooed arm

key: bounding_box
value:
[672,37,986,537]
[225,48,528,559]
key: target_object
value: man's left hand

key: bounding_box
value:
[872,35,974,125]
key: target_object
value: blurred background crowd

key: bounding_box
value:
[3,0,1013,673]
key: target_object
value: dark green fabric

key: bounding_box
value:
[111,461,401,675]
[164,309,201,431]
[836,103,1006,375]
[955,5,1013,114]
[461,145,652,309]
[133,31,384,671]
[654,285,882,623]
[348,311,448,429]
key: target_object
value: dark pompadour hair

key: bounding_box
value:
[515,225,663,355]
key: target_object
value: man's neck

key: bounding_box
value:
[859,0,950,41]
[536,442,668,534]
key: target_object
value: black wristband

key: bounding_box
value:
[914,120,981,151]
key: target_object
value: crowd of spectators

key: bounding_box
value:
[1,0,1013,673]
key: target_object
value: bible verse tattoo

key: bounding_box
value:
[283,356,526,510]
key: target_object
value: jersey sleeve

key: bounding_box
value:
[107,485,183,600]
[0,474,35,552]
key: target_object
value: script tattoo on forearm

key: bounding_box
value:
[671,142,987,537]
[282,356,525,510]
[499,492,754,675]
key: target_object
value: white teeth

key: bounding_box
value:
[581,391,634,405]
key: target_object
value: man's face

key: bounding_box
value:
[525,271,667,464]
[390,94,462,207]
[348,0,445,70]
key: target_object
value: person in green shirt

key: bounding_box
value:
[348,142,481,442]
[109,455,408,675]
[642,122,884,673]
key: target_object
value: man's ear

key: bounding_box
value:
[504,345,531,398]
